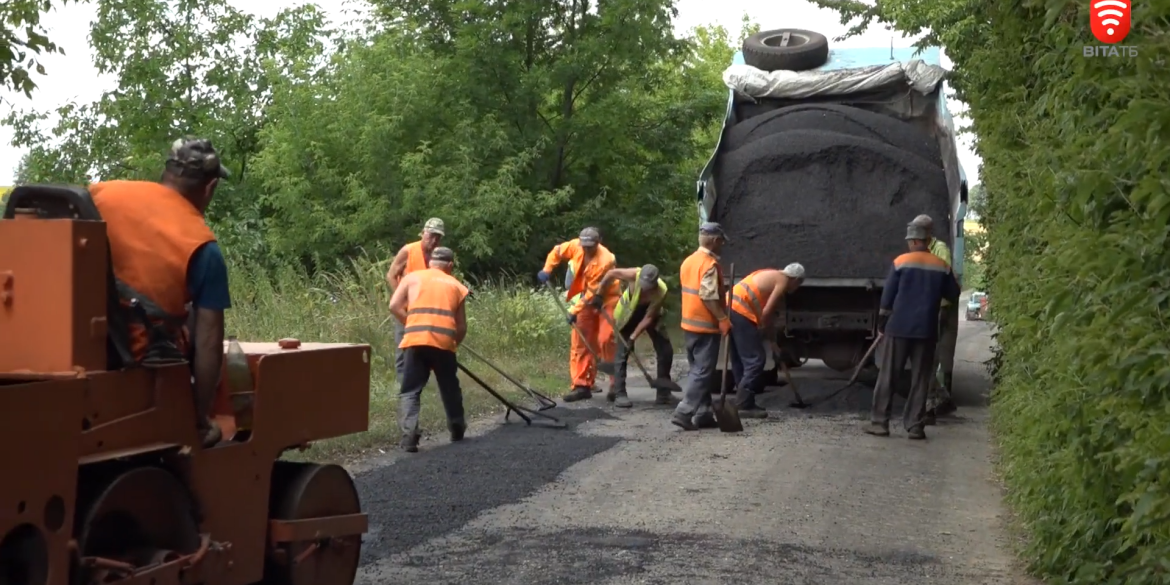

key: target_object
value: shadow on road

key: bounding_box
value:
[355,406,620,564]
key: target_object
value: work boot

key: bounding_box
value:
[935,399,958,417]
[907,427,926,440]
[562,386,592,402]
[613,391,632,408]
[605,389,617,402]
[863,422,890,437]
[739,405,768,419]
[655,388,677,405]
[198,419,223,448]
[400,433,420,453]
[923,410,937,426]
[693,412,717,429]
[448,420,466,442]
[670,411,698,431]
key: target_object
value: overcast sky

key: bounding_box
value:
[0,0,981,185]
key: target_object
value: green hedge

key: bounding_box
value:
[814,0,1169,581]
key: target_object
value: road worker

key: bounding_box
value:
[537,227,620,402]
[866,224,960,440]
[728,263,805,417]
[386,218,446,389]
[596,264,674,407]
[671,222,730,431]
[89,137,232,448]
[909,214,960,421]
[388,247,469,453]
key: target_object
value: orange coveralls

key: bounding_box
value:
[543,238,620,389]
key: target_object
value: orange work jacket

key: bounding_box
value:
[542,238,619,313]
[679,248,723,334]
[91,180,216,361]
[399,268,469,352]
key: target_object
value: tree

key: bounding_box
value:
[0,0,71,96]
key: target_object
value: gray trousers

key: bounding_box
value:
[871,336,935,432]
[611,306,673,394]
[398,345,465,436]
[394,320,406,389]
[674,332,718,419]
[927,303,960,409]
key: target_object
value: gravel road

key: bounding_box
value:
[351,316,1036,584]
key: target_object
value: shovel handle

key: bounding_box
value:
[543,280,605,372]
[718,264,734,402]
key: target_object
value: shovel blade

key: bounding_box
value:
[713,400,744,433]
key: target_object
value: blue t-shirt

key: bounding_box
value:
[187,242,232,310]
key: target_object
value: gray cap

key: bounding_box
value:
[699,222,726,238]
[579,227,600,247]
[423,218,445,235]
[782,263,805,279]
[431,246,454,262]
[638,264,660,287]
[910,214,933,228]
[167,137,229,179]
[906,224,928,240]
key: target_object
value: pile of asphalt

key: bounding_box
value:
[713,129,950,279]
[723,104,943,165]
[355,406,619,564]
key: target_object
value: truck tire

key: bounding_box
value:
[742,29,830,72]
[725,104,943,165]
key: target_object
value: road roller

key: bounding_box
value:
[0,185,371,585]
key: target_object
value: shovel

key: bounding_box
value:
[712,264,744,433]
[457,361,566,428]
[770,340,808,408]
[795,332,885,408]
[543,281,616,376]
[461,344,557,411]
[597,308,683,393]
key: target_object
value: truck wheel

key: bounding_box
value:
[742,29,829,72]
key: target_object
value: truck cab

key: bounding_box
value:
[697,32,967,382]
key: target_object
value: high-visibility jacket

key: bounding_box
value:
[679,248,723,334]
[404,241,429,275]
[729,269,768,324]
[90,180,217,361]
[543,238,618,313]
[613,268,668,330]
[399,268,469,352]
[929,237,954,307]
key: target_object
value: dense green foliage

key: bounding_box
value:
[814,0,1170,582]
[0,0,71,95]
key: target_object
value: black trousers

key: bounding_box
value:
[398,345,465,436]
[611,303,673,394]
[870,336,935,431]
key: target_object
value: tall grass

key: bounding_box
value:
[226,250,570,461]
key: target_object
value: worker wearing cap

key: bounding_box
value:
[909,214,960,420]
[596,264,674,407]
[389,247,469,453]
[89,136,232,448]
[867,223,960,439]
[537,227,620,402]
[672,222,730,430]
[727,263,806,417]
[386,217,446,389]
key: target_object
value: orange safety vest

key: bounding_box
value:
[543,238,619,305]
[404,241,429,275]
[399,268,469,352]
[730,269,767,324]
[91,180,216,362]
[679,248,723,334]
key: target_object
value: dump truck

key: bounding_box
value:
[0,185,371,585]
[697,29,969,384]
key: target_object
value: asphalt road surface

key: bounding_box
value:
[350,316,1036,584]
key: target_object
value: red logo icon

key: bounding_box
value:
[1091,0,1131,44]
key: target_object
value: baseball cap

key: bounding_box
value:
[166,137,229,179]
[782,263,805,279]
[699,221,726,239]
[909,214,933,228]
[431,246,454,262]
[579,227,600,247]
[906,224,928,240]
[423,218,445,236]
[639,264,660,287]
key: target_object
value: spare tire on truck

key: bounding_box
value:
[742,29,830,72]
[723,104,944,166]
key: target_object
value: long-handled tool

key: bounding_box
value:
[596,308,683,393]
[770,341,807,408]
[712,264,743,433]
[461,344,557,411]
[543,281,616,376]
[457,361,566,428]
[791,332,884,408]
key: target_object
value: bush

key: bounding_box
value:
[226,250,571,461]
